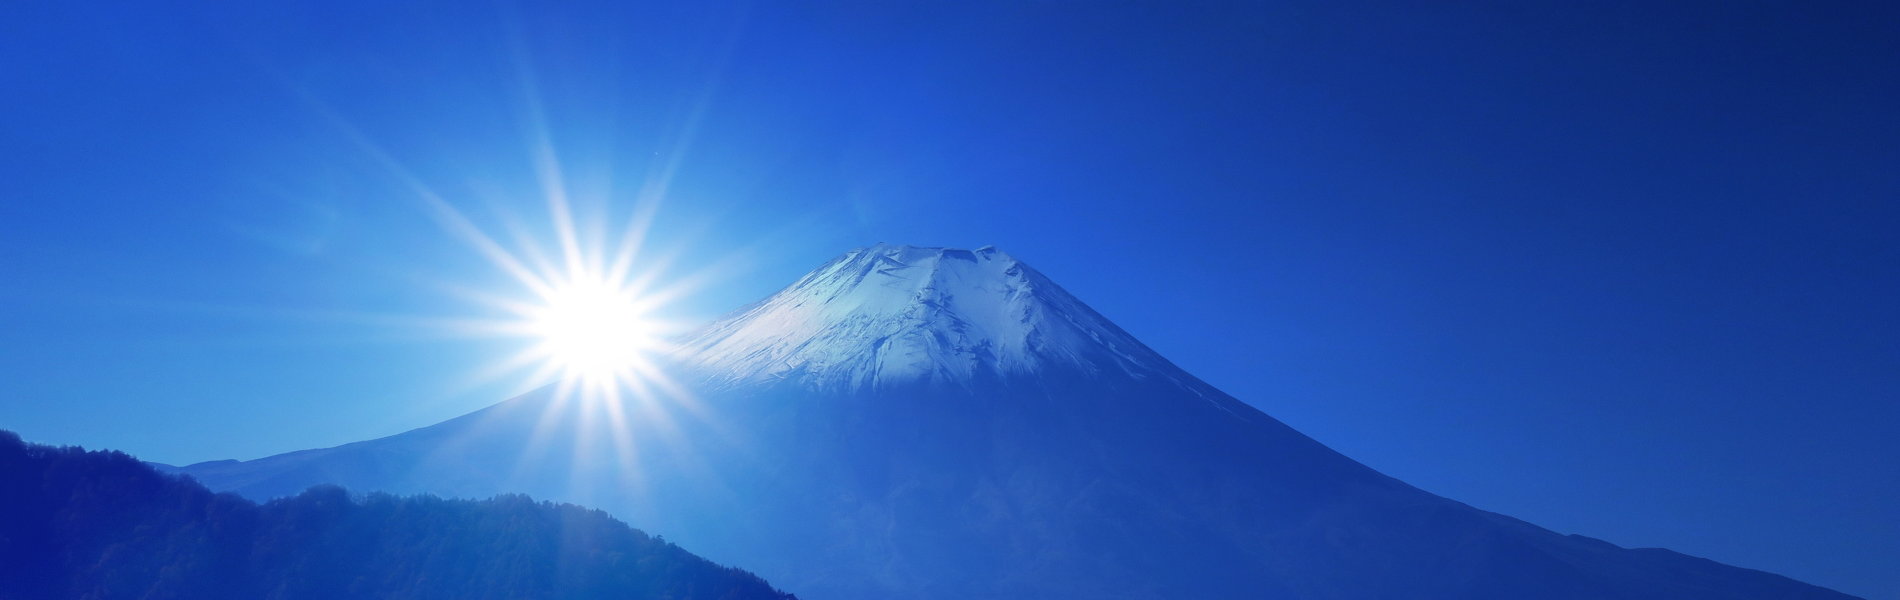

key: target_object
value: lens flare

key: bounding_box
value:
[528,277,660,385]
[290,35,771,507]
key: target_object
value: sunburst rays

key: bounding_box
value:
[255,15,805,507]
[286,73,731,509]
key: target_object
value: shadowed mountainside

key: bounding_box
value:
[174,245,1860,600]
[0,430,794,600]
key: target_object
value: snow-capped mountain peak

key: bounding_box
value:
[671,244,1171,390]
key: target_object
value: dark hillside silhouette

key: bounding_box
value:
[0,430,793,600]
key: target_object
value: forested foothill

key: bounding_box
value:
[0,430,794,600]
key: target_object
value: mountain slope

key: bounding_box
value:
[174,244,1858,600]
[0,430,792,600]
[674,244,1183,391]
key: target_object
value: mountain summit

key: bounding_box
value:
[674,244,1178,391]
[175,245,1858,600]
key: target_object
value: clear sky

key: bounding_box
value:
[1,1,1895,598]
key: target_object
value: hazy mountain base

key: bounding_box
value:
[167,245,1861,600]
[172,373,1859,600]
[0,430,793,600]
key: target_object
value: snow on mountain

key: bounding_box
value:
[673,244,1179,391]
[168,244,1863,600]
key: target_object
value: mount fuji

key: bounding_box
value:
[170,244,1855,599]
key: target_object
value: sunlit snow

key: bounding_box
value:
[673,244,1173,390]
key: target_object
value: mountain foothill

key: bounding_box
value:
[2,245,1862,600]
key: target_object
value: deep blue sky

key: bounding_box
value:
[2,1,1895,597]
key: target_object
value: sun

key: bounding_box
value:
[342,77,713,402]
[525,275,662,386]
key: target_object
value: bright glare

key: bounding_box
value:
[310,51,737,499]
[528,278,659,385]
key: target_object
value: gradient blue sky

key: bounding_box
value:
[2,1,1895,598]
